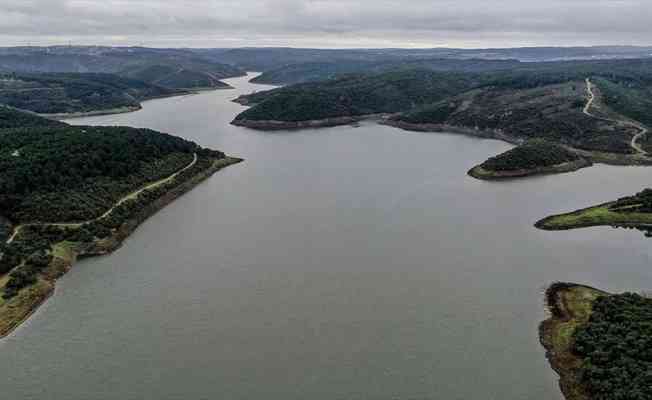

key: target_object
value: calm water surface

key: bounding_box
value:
[2,74,651,400]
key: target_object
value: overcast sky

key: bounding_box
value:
[1,0,652,48]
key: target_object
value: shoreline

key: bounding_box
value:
[44,86,236,121]
[231,113,392,130]
[382,119,525,145]
[539,283,608,400]
[387,120,652,172]
[0,156,243,339]
[43,105,144,120]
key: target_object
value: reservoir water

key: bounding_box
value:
[2,73,651,399]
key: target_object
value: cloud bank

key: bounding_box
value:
[1,0,651,47]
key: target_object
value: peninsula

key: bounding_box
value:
[468,140,591,180]
[541,283,652,400]
[0,106,242,337]
[535,188,652,231]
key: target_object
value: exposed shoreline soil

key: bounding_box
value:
[231,113,392,130]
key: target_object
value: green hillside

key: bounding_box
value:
[480,140,582,172]
[395,80,636,154]
[0,73,180,114]
[235,69,483,122]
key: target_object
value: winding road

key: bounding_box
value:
[5,153,197,245]
[584,78,648,155]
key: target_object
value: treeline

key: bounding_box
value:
[480,140,581,171]
[573,293,652,400]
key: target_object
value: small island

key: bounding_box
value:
[535,188,652,230]
[541,283,652,400]
[0,106,242,337]
[468,140,592,180]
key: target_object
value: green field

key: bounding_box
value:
[536,188,652,230]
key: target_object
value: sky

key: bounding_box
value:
[1,0,652,48]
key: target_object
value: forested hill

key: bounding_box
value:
[235,59,652,156]
[0,73,180,115]
[235,69,484,122]
[0,107,224,225]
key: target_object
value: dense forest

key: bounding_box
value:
[0,107,227,224]
[0,123,214,223]
[0,72,180,114]
[573,293,652,400]
[0,105,65,129]
[235,69,484,122]
[478,140,581,171]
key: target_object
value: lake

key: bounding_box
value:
[1,73,651,400]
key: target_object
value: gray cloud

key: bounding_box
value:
[0,0,651,47]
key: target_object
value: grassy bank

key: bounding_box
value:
[540,283,607,400]
[535,203,652,230]
[0,156,242,338]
